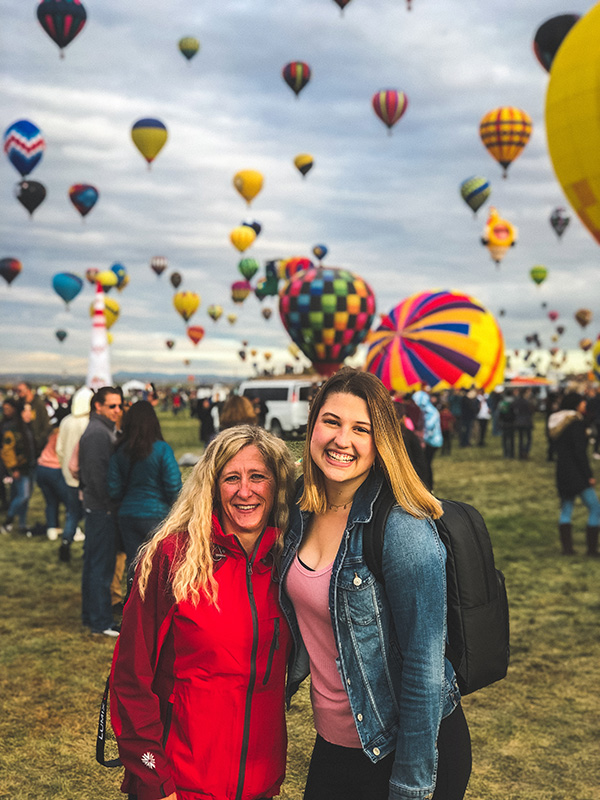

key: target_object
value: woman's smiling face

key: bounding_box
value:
[309,391,377,492]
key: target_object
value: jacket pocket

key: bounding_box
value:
[263,618,280,685]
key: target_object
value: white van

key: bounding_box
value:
[238,378,317,438]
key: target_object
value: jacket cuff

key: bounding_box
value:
[389,782,434,800]
[136,777,177,800]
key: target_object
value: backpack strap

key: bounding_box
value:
[362,483,397,584]
[96,675,122,767]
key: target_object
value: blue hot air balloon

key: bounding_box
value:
[3,120,45,177]
[52,272,83,307]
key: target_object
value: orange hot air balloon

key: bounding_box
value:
[187,325,205,345]
[479,107,532,178]
[173,291,200,322]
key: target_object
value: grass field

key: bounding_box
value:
[1,412,599,800]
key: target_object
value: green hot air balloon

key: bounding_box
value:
[530,265,548,286]
[460,176,491,215]
[238,258,260,281]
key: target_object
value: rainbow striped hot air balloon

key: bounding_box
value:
[479,107,532,178]
[365,290,505,392]
[372,90,408,134]
[282,61,311,97]
[131,118,168,167]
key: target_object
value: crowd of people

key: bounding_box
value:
[2,371,599,799]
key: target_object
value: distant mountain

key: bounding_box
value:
[0,370,241,387]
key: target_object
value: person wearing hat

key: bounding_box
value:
[548,391,600,556]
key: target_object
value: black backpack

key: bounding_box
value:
[363,485,510,695]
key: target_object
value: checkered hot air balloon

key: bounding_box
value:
[479,107,532,178]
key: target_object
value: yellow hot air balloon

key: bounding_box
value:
[173,291,200,322]
[96,270,119,290]
[89,297,120,329]
[546,4,600,245]
[227,312,237,324]
[178,36,200,61]
[230,225,257,253]
[481,207,518,265]
[293,153,314,177]
[479,107,532,178]
[233,170,263,205]
[131,118,168,167]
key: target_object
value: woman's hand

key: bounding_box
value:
[160,794,177,800]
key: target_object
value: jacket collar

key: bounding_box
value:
[211,511,280,562]
[89,411,116,432]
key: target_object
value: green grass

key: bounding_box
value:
[1,415,599,799]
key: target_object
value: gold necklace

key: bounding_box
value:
[328,500,350,512]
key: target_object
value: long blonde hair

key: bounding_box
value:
[300,368,442,519]
[136,425,295,605]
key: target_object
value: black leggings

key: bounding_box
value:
[303,704,471,800]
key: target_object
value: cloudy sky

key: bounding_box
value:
[1,0,597,381]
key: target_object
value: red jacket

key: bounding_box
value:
[110,516,291,800]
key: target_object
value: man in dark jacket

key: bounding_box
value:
[16,382,51,458]
[79,386,123,636]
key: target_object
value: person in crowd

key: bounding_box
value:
[498,389,516,458]
[252,395,269,428]
[584,384,600,460]
[512,388,536,460]
[280,368,471,800]
[16,382,51,458]
[475,391,492,447]
[0,398,36,535]
[197,397,216,448]
[110,425,295,800]
[219,394,257,429]
[393,402,430,489]
[544,390,561,462]
[402,394,424,441]
[459,387,479,447]
[78,386,123,637]
[548,391,600,557]
[412,389,443,491]
[439,402,456,455]
[108,401,182,574]
[56,386,93,562]
[36,407,70,541]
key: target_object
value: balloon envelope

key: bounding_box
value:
[479,107,532,177]
[242,220,262,237]
[575,308,592,328]
[69,184,98,217]
[89,296,119,329]
[0,258,22,286]
[231,280,252,304]
[530,265,548,285]
[52,272,83,305]
[15,180,46,216]
[294,153,313,176]
[150,256,167,276]
[279,266,376,376]
[230,225,257,253]
[533,14,580,72]
[3,120,45,177]
[178,36,200,60]
[55,329,67,342]
[313,244,328,261]
[372,90,408,131]
[96,270,119,290]
[173,291,200,322]
[365,290,505,392]
[233,170,263,205]
[550,207,570,238]
[131,118,168,164]
[37,0,87,53]
[165,339,175,349]
[481,207,518,264]
[207,304,223,321]
[282,61,311,96]
[238,258,260,281]
[170,272,182,289]
[187,325,205,345]
[460,176,491,214]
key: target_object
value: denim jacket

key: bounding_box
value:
[279,470,461,800]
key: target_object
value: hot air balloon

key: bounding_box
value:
[261,307,273,321]
[593,338,600,381]
[233,170,263,205]
[264,352,272,362]
[556,325,565,335]
[281,256,313,280]
[150,256,167,276]
[279,266,376,377]
[372,90,408,134]
[580,337,593,351]
[313,244,328,262]
[479,107,532,177]
[178,36,200,61]
[238,258,260,281]
[575,308,592,328]
[459,176,491,215]
[15,180,46,217]
[52,272,83,307]
[333,0,352,11]
[294,153,314,177]
[230,225,257,253]
[545,5,600,246]
[165,339,175,349]
[283,61,311,97]
[55,329,67,343]
[548,310,559,322]
[96,270,119,291]
[111,262,128,291]
[0,258,22,286]
[36,0,87,57]
[530,265,548,286]
[242,220,262,237]
[89,296,120,329]
[131,118,168,167]
[207,304,223,321]
[187,326,205,345]
[550,207,570,239]
[68,184,98,218]
[85,268,99,284]
[481,207,518,265]
[533,14,580,72]
[3,120,45,177]
[173,291,200,322]
[255,276,279,300]
[365,290,505,393]
[170,272,182,289]
[231,280,252,304]
[227,312,237,325]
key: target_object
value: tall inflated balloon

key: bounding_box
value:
[0,258,22,286]
[460,176,491,215]
[550,207,570,239]
[4,120,45,177]
[372,90,408,134]
[283,62,311,96]
[479,107,532,177]
[15,180,46,217]
[230,225,256,253]
[52,272,83,307]
[533,14,580,72]
[178,37,200,61]
[69,184,98,218]
[530,265,548,286]
[231,280,252,304]
[279,266,376,377]
[365,290,505,392]
[131,118,168,167]
[481,207,518,265]
[96,270,118,291]
[233,170,263,205]
[150,256,167,276]
[173,291,200,322]
[545,4,600,246]
[238,258,260,281]
[37,0,87,57]
[294,154,314,177]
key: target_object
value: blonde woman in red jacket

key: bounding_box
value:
[110,425,295,800]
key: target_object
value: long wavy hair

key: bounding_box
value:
[136,424,295,605]
[300,368,442,519]
[116,400,164,462]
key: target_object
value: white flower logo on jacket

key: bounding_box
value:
[141,752,156,770]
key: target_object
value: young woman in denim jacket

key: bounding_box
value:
[279,369,471,800]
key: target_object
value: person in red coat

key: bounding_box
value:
[110,425,295,800]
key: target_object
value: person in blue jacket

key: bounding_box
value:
[279,368,471,800]
[108,401,182,571]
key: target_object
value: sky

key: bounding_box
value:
[1,0,598,382]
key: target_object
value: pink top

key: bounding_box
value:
[37,429,60,469]
[285,553,361,748]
